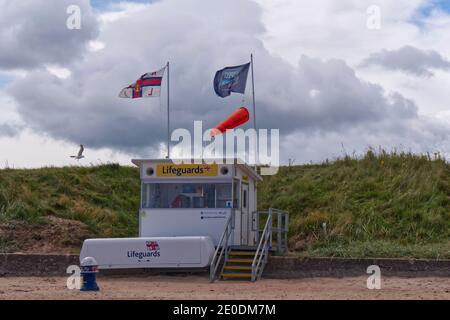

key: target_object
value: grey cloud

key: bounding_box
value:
[6,0,450,161]
[0,0,98,70]
[254,55,418,134]
[282,114,450,164]
[0,123,22,137]
[360,45,450,77]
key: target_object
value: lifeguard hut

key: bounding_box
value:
[80,158,288,281]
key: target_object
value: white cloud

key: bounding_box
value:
[88,40,106,52]
[46,65,72,79]
[255,0,427,65]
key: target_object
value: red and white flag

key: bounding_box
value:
[119,67,166,99]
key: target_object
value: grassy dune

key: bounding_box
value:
[0,152,449,258]
[0,164,140,251]
[260,150,450,258]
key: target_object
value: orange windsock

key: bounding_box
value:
[210,107,250,137]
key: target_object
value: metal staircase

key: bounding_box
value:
[210,208,288,282]
[221,249,258,280]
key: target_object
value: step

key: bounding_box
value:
[221,273,253,279]
[229,246,258,251]
[225,258,254,264]
[228,251,258,257]
[223,265,253,271]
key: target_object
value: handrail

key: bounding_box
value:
[209,214,233,282]
[251,209,273,281]
[252,208,289,254]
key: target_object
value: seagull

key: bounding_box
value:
[70,144,85,160]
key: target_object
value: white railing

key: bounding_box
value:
[209,214,233,282]
[251,209,273,281]
[210,208,288,282]
[253,208,289,254]
[251,208,289,281]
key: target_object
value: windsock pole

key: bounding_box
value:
[166,61,170,159]
[250,54,257,168]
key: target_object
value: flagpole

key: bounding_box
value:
[166,61,170,159]
[250,54,257,169]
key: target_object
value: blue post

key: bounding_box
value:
[80,257,99,292]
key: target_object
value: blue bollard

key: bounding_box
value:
[80,257,99,292]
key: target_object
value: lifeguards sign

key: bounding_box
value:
[156,164,218,177]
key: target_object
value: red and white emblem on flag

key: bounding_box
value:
[119,66,166,99]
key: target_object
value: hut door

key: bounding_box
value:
[241,183,249,245]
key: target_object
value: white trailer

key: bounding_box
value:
[80,236,215,269]
[80,159,262,270]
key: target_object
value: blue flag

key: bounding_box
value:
[214,62,250,98]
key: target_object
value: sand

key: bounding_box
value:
[0,275,448,300]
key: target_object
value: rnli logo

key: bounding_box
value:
[146,241,159,251]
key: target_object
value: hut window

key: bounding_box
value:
[141,183,232,209]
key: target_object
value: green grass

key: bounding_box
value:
[0,151,448,258]
[0,163,140,238]
[259,150,450,259]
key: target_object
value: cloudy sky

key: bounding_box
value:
[0,0,449,167]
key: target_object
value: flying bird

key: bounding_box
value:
[70,144,85,160]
